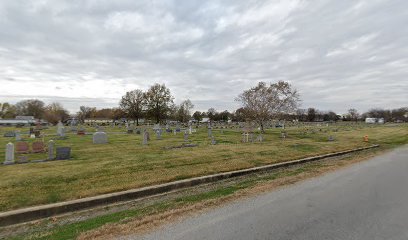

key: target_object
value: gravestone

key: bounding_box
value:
[57,121,64,136]
[93,132,108,144]
[281,131,287,139]
[143,130,149,145]
[136,129,141,134]
[208,128,212,137]
[16,142,29,154]
[249,133,254,142]
[256,134,264,142]
[184,131,189,142]
[71,125,77,132]
[4,143,14,165]
[56,147,71,160]
[242,132,249,143]
[3,131,15,137]
[153,124,162,139]
[15,131,21,141]
[59,127,66,138]
[48,140,55,160]
[32,141,46,153]
[156,129,162,139]
[77,126,85,135]
[328,135,334,141]
[211,136,216,145]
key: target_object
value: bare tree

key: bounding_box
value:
[236,81,300,132]
[119,89,145,125]
[348,108,359,122]
[77,106,96,122]
[177,99,194,122]
[43,102,70,124]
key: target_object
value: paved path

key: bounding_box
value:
[128,146,408,240]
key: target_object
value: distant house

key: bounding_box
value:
[200,117,210,123]
[15,116,35,121]
[365,118,385,124]
[0,116,36,126]
[84,118,113,124]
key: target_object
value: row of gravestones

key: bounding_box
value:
[4,129,41,139]
[3,141,71,165]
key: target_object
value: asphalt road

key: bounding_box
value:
[129,146,408,240]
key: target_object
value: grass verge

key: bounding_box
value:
[3,141,406,240]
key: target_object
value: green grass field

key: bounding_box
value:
[0,123,407,212]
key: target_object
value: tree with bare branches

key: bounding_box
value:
[236,81,300,132]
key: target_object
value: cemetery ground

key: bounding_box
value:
[2,137,407,240]
[0,124,406,220]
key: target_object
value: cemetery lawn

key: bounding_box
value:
[0,123,407,212]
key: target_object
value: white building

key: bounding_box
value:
[365,118,385,124]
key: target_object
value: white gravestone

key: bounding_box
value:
[93,132,108,144]
[48,140,55,160]
[4,142,14,165]
[57,121,64,136]
[143,130,149,145]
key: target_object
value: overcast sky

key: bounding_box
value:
[0,0,407,114]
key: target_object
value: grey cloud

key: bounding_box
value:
[0,0,407,114]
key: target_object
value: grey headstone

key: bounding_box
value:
[48,140,55,160]
[93,132,108,144]
[57,121,64,136]
[15,131,21,141]
[208,128,212,137]
[4,142,14,165]
[242,133,249,143]
[56,147,71,160]
[211,136,216,145]
[184,132,189,142]
[3,131,15,137]
[143,130,149,145]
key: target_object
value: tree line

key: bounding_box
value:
[1,81,407,125]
